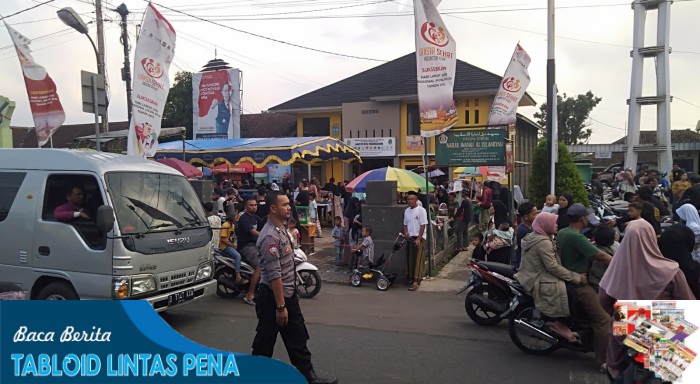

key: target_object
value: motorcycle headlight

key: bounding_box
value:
[131,275,157,296]
[196,261,213,281]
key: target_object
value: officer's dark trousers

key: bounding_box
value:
[252,284,313,375]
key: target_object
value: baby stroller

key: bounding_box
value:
[349,234,403,291]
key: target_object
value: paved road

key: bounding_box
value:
[163,281,608,384]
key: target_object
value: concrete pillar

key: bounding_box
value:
[656,1,673,173]
[625,1,646,171]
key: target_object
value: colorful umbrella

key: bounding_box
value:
[345,166,435,193]
[155,158,203,179]
[452,166,489,176]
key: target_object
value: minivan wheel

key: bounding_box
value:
[37,281,79,300]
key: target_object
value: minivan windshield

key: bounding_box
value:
[105,172,207,234]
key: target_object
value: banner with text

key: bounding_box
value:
[413,0,457,138]
[0,301,306,384]
[344,137,396,157]
[192,68,241,139]
[127,4,176,157]
[486,44,531,126]
[436,128,506,166]
[4,23,65,148]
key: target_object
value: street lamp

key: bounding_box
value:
[57,8,98,65]
[57,7,109,137]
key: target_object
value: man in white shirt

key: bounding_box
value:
[213,188,226,214]
[402,191,428,291]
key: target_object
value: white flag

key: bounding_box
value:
[413,0,457,138]
[127,4,176,157]
[486,44,531,126]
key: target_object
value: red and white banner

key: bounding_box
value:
[5,23,65,147]
[192,68,241,139]
[413,0,457,138]
[127,4,176,157]
[487,44,531,126]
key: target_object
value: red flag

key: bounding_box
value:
[5,23,66,147]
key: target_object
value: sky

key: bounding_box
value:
[1,0,699,144]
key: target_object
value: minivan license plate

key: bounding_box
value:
[168,288,195,306]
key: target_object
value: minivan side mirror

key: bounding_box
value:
[96,205,115,234]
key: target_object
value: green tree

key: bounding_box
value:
[162,71,193,139]
[534,91,602,145]
[528,140,590,208]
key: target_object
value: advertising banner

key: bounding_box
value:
[127,4,176,157]
[486,44,531,126]
[192,68,241,139]
[4,23,66,147]
[267,163,292,183]
[0,301,306,383]
[435,128,506,166]
[413,0,457,138]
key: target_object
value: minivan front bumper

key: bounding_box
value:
[144,279,216,312]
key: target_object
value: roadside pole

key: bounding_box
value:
[422,137,432,279]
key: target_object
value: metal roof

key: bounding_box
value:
[0,149,181,176]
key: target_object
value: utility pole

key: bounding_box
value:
[95,0,109,133]
[116,3,132,121]
[545,0,556,194]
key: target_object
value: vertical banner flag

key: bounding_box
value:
[127,4,176,157]
[4,23,66,147]
[413,0,457,138]
[486,44,531,126]
[192,68,241,139]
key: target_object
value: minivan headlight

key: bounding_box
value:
[112,277,129,299]
[131,275,157,296]
[196,261,213,281]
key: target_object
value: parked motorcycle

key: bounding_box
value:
[293,247,322,299]
[505,278,594,356]
[213,247,322,299]
[456,258,518,326]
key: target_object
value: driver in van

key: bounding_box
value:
[54,186,91,222]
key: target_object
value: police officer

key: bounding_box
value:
[253,191,338,384]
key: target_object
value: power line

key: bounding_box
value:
[147,0,388,62]
[590,117,625,131]
[160,0,390,18]
[1,0,56,21]
[675,96,700,109]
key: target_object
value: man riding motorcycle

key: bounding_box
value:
[555,204,612,371]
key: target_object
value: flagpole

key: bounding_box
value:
[422,137,432,279]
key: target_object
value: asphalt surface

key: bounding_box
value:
[163,281,609,384]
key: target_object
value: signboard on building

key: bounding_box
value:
[344,137,396,157]
[595,151,612,159]
[406,135,422,151]
[435,128,506,166]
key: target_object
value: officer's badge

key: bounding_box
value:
[268,244,279,256]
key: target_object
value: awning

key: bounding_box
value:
[154,136,361,168]
[211,162,269,174]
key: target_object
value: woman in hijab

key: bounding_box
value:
[513,185,525,207]
[677,204,700,261]
[556,193,574,230]
[658,224,700,299]
[498,185,512,210]
[598,219,695,382]
[515,212,583,342]
[491,200,511,228]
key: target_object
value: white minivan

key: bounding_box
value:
[0,149,216,311]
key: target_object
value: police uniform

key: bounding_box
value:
[252,221,315,378]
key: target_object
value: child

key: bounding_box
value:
[485,222,515,254]
[590,225,616,292]
[541,194,560,214]
[471,233,487,261]
[352,226,375,279]
[288,218,301,248]
[309,192,322,237]
[331,216,345,266]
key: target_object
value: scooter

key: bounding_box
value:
[293,247,322,299]
[505,278,595,356]
[213,249,256,299]
[456,258,518,326]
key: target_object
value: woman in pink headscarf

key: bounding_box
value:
[599,219,695,381]
[515,212,585,342]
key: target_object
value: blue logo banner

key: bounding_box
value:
[0,301,305,383]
